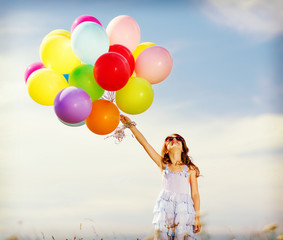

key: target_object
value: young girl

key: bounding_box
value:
[120,115,201,240]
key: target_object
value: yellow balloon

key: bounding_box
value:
[132,42,157,61]
[40,35,81,74]
[115,77,154,115]
[41,29,71,51]
[27,68,68,106]
[42,29,71,42]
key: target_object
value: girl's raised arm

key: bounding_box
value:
[120,114,162,168]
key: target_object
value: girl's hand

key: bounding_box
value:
[193,219,201,233]
[120,114,131,125]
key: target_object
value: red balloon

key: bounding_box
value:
[109,44,135,75]
[93,52,130,91]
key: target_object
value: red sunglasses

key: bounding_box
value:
[165,136,184,142]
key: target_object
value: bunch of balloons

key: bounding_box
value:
[25,15,173,135]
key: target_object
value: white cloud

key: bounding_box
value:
[201,0,283,41]
[141,109,283,157]
[1,93,282,237]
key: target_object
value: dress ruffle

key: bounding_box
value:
[152,189,196,238]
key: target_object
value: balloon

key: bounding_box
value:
[86,99,120,135]
[59,119,85,127]
[106,15,140,52]
[27,68,68,106]
[63,74,69,82]
[93,52,130,91]
[71,22,109,65]
[109,44,135,75]
[42,29,71,42]
[115,77,154,115]
[132,42,157,60]
[40,34,81,74]
[135,46,173,84]
[54,86,92,124]
[24,62,45,83]
[71,15,103,33]
[69,64,104,101]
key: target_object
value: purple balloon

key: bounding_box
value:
[54,87,92,124]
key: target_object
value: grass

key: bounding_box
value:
[4,220,283,240]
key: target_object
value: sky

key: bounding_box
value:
[0,0,283,239]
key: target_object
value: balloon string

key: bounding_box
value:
[101,91,115,102]
[102,92,134,143]
[104,124,126,143]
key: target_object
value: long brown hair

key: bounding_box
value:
[161,133,200,177]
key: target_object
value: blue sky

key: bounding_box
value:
[0,0,283,239]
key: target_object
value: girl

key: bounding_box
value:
[120,115,201,240]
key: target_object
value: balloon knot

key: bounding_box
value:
[101,91,115,102]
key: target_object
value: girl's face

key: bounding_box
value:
[165,134,184,152]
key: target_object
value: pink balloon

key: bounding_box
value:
[71,15,103,33]
[135,46,173,84]
[24,62,45,83]
[106,15,140,52]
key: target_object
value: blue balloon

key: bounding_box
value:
[71,22,109,65]
[63,74,69,82]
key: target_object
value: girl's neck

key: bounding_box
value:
[168,151,182,165]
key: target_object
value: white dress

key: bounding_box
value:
[152,164,197,240]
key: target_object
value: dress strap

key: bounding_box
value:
[183,165,189,178]
[183,165,188,172]
[163,164,169,175]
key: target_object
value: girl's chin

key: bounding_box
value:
[168,145,182,150]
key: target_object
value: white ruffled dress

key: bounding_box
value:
[152,164,197,239]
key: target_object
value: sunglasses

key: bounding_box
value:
[165,136,184,142]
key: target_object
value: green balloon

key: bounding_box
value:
[69,64,104,101]
[116,77,154,115]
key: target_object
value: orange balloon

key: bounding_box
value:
[86,99,120,135]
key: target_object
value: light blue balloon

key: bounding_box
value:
[71,22,109,65]
[58,118,85,127]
